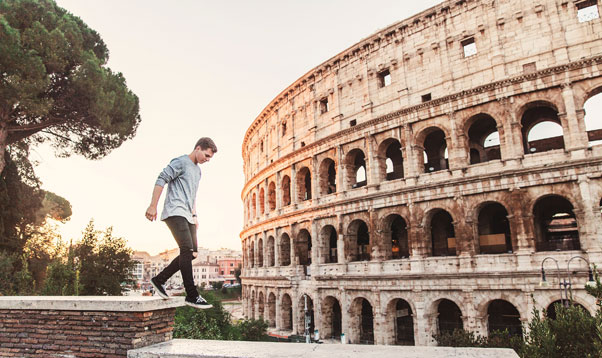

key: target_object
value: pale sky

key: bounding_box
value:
[33,0,442,255]
[33,1,602,256]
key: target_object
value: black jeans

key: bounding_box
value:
[154,216,198,299]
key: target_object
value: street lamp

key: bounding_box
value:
[540,255,596,308]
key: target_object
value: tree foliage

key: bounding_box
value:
[74,220,135,295]
[0,0,140,173]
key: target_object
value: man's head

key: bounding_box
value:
[193,137,217,164]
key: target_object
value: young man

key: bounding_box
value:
[145,137,217,309]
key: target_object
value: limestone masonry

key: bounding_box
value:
[240,0,602,345]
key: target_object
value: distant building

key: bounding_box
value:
[218,258,242,285]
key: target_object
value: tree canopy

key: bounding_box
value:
[0,0,140,173]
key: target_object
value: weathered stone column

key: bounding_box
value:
[560,83,589,151]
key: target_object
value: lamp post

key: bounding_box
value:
[540,255,595,308]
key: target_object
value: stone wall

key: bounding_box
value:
[0,297,183,358]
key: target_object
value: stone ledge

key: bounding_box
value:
[0,296,185,312]
[128,339,520,358]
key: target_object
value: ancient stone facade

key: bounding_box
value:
[240,0,602,346]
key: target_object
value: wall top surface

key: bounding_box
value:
[129,339,520,358]
[0,296,185,312]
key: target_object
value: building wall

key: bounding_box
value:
[240,0,602,346]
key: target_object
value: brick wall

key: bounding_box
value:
[0,297,182,358]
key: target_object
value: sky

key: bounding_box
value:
[32,0,443,255]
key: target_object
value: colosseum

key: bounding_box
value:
[240,0,602,346]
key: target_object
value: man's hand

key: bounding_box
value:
[145,205,158,221]
[192,252,198,258]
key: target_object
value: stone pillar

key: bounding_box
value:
[311,220,319,269]
[560,83,589,151]
[337,214,346,264]
[339,288,349,343]
[274,229,281,268]
[373,312,387,345]
[275,291,282,331]
[576,175,602,254]
[291,163,297,205]
[336,145,344,194]
[448,112,468,170]
[311,155,319,200]
[366,134,378,186]
[276,172,282,210]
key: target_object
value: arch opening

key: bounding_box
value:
[423,129,448,172]
[297,167,312,201]
[259,188,265,215]
[250,241,255,268]
[267,236,275,267]
[257,239,264,267]
[267,293,276,327]
[437,299,463,334]
[487,300,522,337]
[252,193,257,217]
[533,195,580,252]
[346,220,370,262]
[279,233,291,266]
[430,210,456,257]
[319,158,337,195]
[268,182,276,211]
[380,139,404,181]
[478,203,513,254]
[282,175,291,206]
[295,229,312,266]
[346,149,367,189]
[297,295,315,337]
[320,225,338,264]
[584,91,602,147]
[467,114,501,164]
[392,299,415,345]
[384,215,409,260]
[258,292,265,320]
[521,106,565,154]
[322,296,343,339]
[281,293,293,331]
[546,300,590,320]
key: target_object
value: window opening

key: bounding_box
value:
[584,91,602,146]
[462,38,477,57]
[320,98,329,114]
[350,119,357,127]
[577,0,599,22]
[378,69,391,88]
[431,210,455,256]
[422,93,432,102]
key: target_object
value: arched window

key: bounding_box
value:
[322,296,342,339]
[437,299,463,334]
[378,139,404,181]
[250,241,255,268]
[267,293,276,327]
[430,210,456,256]
[487,300,522,337]
[296,167,312,201]
[297,295,314,335]
[320,225,338,264]
[423,129,448,172]
[279,233,291,266]
[390,299,414,345]
[477,203,513,254]
[346,220,370,262]
[584,90,602,147]
[257,238,264,267]
[467,114,501,164]
[252,193,257,217]
[521,105,565,154]
[533,195,580,251]
[267,181,276,211]
[345,149,367,189]
[282,175,291,206]
[266,236,275,267]
[259,187,265,215]
[319,158,337,195]
[295,229,312,266]
[281,294,293,330]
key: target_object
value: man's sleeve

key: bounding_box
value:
[155,158,182,187]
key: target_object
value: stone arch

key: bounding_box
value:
[464,113,502,164]
[250,290,256,319]
[424,208,456,257]
[281,175,291,206]
[319,225,338,264]
[532,194,580,252]
[257,238,264,267]
[546,300,590,320]
[318,157,337,195]
[268,181,276,211]
[519,101,565,154]
[279,232,291,266]
[538,291,597,318]
[417,126,450,173]
[250,240,255,268]
[281,293,293,331]
[348,296,375,344]
[296,294,315,336]
[267,292,276,327]
[344,148,367,189]
[257,291,265,320]
[252,192,257,218]
[346,219,371,262]
[321,295,343,339]
[433,298,463,335]
[385,297,415,345]
[583,85,602,147]
[266,236,275,267]
[259,187,265,215]
[295,229,312,266]
[475,201,513,254]
[296,166,312,201]
[381,214,409,260]
[487,300,522,337]
[377,138,404,181]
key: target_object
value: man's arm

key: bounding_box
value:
[145,185,164,221]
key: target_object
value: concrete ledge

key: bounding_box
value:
[0,295,185,312]
[128,339,520,358]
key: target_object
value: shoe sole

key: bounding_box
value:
[185,302,213,310]
[150,280,169,300]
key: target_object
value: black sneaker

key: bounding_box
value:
[150,277,169,299]
[185,295,213,309]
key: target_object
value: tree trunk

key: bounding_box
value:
[0,122,7,174]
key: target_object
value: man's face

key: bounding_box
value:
[196,147,214,164]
